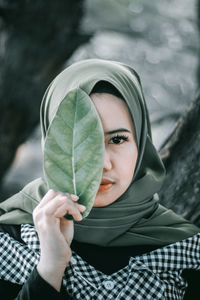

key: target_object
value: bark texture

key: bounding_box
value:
[0,0,90,183]
[159,93,200,226]
[159,0,200,227]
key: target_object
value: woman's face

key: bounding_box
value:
[90,93,138,207]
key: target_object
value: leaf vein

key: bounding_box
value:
[45,152,72,180]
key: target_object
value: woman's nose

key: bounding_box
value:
[103,150,112,171]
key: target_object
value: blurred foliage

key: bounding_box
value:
[1,0,200,199]
[0,0,90,189]
[69,0,200,148]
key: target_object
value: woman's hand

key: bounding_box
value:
[33,189,86,291]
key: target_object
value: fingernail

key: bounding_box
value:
[49,189,56,194]
[79,204,86,211]
[70,194,79,201]
[78,215,83,221]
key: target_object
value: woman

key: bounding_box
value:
[0,59,199,299]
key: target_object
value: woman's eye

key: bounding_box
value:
[109,135,129,145]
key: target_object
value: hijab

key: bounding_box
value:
[0,59,199,246]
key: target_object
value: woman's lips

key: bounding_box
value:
[98,178,114,192]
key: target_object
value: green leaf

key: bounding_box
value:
[43,88,104,218]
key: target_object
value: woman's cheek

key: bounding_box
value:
[122,149,138,182]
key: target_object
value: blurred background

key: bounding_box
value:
[0,0,199,200]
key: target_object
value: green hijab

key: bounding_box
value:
[0,59,199,246]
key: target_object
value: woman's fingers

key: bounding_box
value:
[54,203,86,221]
[43,195,67,216]
[33,191,80,280]
[36,189,79,208]
[34,191,85,222]
[56,201,86,221]
[69,194,79,202]
[36,189,57,209]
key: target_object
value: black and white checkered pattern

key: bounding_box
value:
[0,224,200,299]
[0,228,40,284]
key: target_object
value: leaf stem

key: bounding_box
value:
[72,92,77,195]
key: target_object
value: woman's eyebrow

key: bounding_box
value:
[105,128,131,135]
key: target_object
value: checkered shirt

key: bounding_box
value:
[0,224,200,299]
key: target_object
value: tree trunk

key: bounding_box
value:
[0,0,90,184]
[159,0,200,227]
[159,93,200,226]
